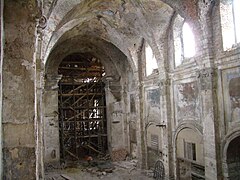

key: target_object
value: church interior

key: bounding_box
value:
[0,0,240,179]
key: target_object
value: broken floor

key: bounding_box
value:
[45,160,156,180]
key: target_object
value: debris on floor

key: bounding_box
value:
[45,160,154,180]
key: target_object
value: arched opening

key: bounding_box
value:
[58,53,108,163]
[42,36,134,169]
[173,16,196,67]
[220,0,240,50]
[176,128,204,180]
[145,42,158,76]
[182,22,196,58]
[146,124,162,169]
[227,136,240,179]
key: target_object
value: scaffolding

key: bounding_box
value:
[58,54,107,162]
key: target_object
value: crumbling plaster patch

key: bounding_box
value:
[2,0,240,179]
[3,0,39,179]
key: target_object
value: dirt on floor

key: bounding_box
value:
[45,160,154,180]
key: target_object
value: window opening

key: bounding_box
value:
[220,0,240,50]
[151,134,159,150]
[184,141,196,161]
[182,22,196,58]
[173,18,196,67]
[145,42,158,76]
[233,0,240,43]
[58,53,107,163]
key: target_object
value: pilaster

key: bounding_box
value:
[42,74,62,167]
[197,68,220,180]
[159,78,173,179]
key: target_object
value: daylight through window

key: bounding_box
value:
[145,43,158,76]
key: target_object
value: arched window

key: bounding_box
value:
[233,0,240,43]
[173,16,196,67]
[220,0,240,50]
[182,23,196,58]
[145,42,158,76]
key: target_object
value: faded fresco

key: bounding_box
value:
[147,88,160,106]
[229,77,240,122]
[145,88,161,123]
[222,67,240,126]
[175,81,200,122]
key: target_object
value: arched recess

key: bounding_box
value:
[146,123,163,169]
[42,35,135,167]
[174,125,205,180]
[222,129,240,179]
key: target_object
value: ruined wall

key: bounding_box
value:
[3,1,39,179]
[213,1,240,135]
[144,80,163,169]
[165,1,240,179]
[0,0,237,179]
[212,1,240,178]
[173,80,200,123]
[166,1,222,179]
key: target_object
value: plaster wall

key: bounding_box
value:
[2,1,39,179]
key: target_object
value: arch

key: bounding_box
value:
[40,0,196,172]
[174,122,203,142]
[145,41,158,76]
[172,14,184,67]
[43,18,138,73]
[146,123,163,168]
[182,22,196,58]
[222,128,240,179]
[226,136,240,179]
[175,125,204,162]
[42,30,136,167]
[174,122,203,161]
[45,36,125,79]
[172,14,197,67]
[174,123,205,179]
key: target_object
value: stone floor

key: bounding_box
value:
[45,160,154,180]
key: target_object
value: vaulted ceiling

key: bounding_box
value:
[43,0,199,77]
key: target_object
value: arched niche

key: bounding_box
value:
[222,129,240,179]
[42,35,135,167]
[146,123,163,169]
[175,127,204,179]
[226,136,240,179]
